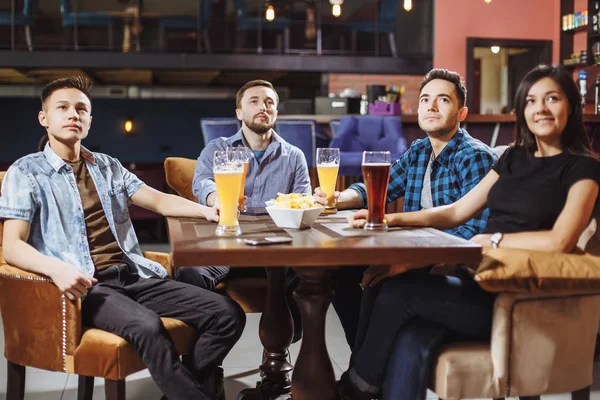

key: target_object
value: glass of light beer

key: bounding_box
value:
[362,151,391,231]
[227,146,251,211]
[316,147,340,214]
[214,150,244,236]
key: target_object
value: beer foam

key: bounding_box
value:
[317,162,338,167]
[362,162,391,166]
[214,168,242,174]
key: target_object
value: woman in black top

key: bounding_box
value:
[338,65,600,400]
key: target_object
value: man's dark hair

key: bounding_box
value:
[419,68,467,107]
[236,80,278,109]
[40,76,92,107]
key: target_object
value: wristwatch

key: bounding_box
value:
[490,232,504,248]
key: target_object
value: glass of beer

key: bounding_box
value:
[362,151,391,231]
[316,148,340,214]
[214,150,244,236]
[227,146,251,211]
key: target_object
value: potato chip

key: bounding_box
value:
[272,193,317,209]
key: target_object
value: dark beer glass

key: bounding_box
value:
[362,151,391,231]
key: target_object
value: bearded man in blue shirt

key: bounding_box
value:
[0,76,245,400]
[314,68,497,349]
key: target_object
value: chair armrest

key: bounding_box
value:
[0,263,81,373]
[143,251,173,277]
[490,292,600,396]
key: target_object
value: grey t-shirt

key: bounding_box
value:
[420,153,434,209]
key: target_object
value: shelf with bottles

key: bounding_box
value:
[562,10,589,32]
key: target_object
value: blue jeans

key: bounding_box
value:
[383,318,451,400]
[347,269,496,395]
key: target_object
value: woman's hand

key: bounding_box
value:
[347,209,369,229]
[361,264,412,287]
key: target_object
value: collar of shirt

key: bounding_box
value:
[43,142,97,172]
[411,128,465,169]
[225,128,283,160]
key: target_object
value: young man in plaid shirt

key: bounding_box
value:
[314,68,497,347]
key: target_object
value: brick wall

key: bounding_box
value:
[327,74,425,114]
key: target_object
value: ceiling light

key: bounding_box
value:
[485,0,492,3]
[404,0,412,11]
[265,4,275,22]
[330,0,343,17]
[491,46,500,54]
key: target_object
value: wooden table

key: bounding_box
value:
[167,212,481,400]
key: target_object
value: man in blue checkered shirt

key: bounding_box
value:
[314,68,497,348]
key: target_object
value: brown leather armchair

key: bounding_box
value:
[0,171,199,400]
[163,157,267,313]
[431,291,600,400]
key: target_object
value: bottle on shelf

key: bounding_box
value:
[595,75,600,115]
[580,70,588,107]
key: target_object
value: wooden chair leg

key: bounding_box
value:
[572,386,591,400]
[78,376,95,400]
[6,361,25,400]
[105,379,126,400]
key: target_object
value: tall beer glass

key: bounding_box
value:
[214,150,244,236]
[316,148,340,214]
[227,146,251,211]
[362,151,391,231]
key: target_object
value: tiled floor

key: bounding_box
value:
[2,308,600,400]
[0,243,598,399]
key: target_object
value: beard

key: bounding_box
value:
[244,115,275,134]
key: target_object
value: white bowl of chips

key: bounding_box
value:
[266,193,324,229]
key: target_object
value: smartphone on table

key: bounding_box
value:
[244,237,293,246]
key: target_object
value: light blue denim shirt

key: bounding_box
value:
[0,144,168,279]
[192,129,311,207]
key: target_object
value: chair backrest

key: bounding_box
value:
[164,157,198,203]
[276,119,317,167]
[201,0,213,27]
[200,118,241,145]
[233,0,247,21]
[379,0,399,25]
[60,0,70,15]
[330,116,407,155]
[23,0,38,16]
[329,120,341,137]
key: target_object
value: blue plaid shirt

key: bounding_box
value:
[349,128,496,239]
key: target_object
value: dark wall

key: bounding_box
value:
[0,97,236,164]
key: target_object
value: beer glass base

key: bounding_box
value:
[216,225,242,236]
[363,222,388,232]
[322,206,338,215]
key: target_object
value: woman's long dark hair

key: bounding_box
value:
[513,64,596,158]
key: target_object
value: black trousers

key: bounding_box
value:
[82,264,246,400]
